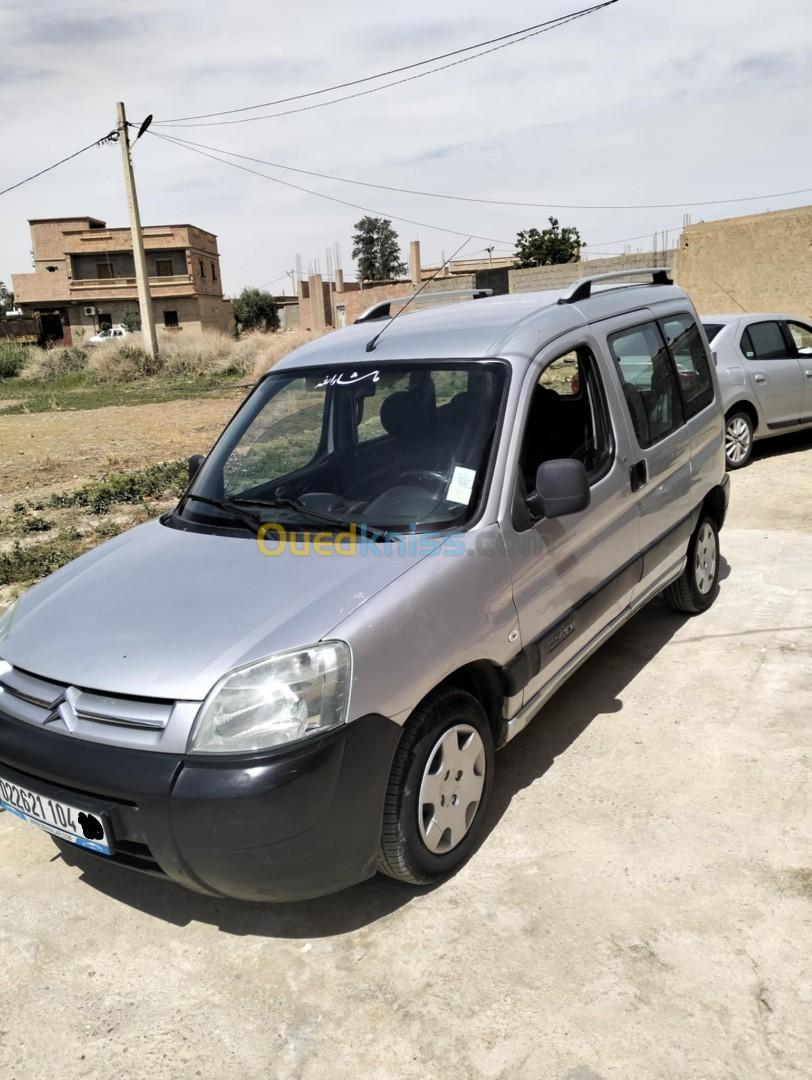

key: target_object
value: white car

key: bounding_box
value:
[702,314,812,468]
[88,325,130,345]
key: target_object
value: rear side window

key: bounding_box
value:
[702,323,724,343]
[787,321,812,356]
[660,314,714,418]
[609,323,684,448]
[742,321,786,360]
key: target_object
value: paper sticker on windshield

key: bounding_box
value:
[447,466,476,505]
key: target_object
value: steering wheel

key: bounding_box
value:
[395,469,448,494]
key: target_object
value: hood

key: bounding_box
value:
[3,519,438,701]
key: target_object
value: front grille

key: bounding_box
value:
[0,662,196,753]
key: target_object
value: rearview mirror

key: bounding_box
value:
[188,454,205,482]
[530,459,590,519]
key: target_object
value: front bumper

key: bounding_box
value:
[0,711,401,901]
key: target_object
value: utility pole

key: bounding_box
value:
[116,102,158,359]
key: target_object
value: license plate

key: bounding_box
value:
[0,772,111,856]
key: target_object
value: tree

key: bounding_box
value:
[121,308,141,333]
[352,217,406,282]
[0,281,14,316]
[515,217,584,268]
[232,287,279,332]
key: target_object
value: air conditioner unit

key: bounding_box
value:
[83,306,97,316]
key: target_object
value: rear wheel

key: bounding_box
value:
[666,515,720,614]
[725,411,753,469]
[378,688,494,885]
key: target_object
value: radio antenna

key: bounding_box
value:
[366,236,471,353]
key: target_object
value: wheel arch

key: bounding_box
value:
[702,483,728,532]
[423,661,506,746]
[725,398,760,434]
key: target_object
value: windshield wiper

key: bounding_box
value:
[182,493,265,534]
[230,495,368,534]
[184,492,385,539]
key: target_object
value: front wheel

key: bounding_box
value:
[665,514,720,614]
[378,688,494,885]
[725,411,754,469]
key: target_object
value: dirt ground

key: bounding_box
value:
[0,407,811,1080]
[0,394,241,504]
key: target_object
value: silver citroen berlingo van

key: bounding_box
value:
[0,269,729,900]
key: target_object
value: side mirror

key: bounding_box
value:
[530,459,590,519]
[188,454,205,482]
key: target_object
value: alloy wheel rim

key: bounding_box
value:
[694,522,718,595]
[418,724,486,854]
[725,417,751,464]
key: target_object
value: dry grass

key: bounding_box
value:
[78,328,326,383]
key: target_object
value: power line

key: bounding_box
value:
[149,129,515,245]
[0,130,117,198]
[153,2,618,128]
[153,130,812,212]
[148,132,770,258]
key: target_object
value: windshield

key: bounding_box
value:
[177,360,507,534]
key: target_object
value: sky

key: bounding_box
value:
[1,0,811,296]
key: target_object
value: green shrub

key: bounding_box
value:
[0,539,82,586]
[48,460,188,514]
[20,516,52,534]
[0,340,30,379]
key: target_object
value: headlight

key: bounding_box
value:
[0,597,19,649]
[189,641,351,754]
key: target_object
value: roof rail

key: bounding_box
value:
[354,288,493,324]
[557,267,673,305]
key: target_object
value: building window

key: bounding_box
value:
[156,259,174,277]
[211,261,217,281]
[199,259,206,278]
[96,262,114,279]
[163,310,179,329]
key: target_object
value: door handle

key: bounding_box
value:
[805,371,812,379]
[630,460,648,492]
[753,373,766,383]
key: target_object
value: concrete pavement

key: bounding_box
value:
[1,431,810,1080]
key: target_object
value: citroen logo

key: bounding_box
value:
[42,688,78,732]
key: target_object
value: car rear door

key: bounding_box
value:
[740,320,804,429]
[785,321,812,424]
[601,314,697,606]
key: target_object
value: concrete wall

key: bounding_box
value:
[509,251,678,294]
[71,249,190,280]
[332,275,479,327]
[62,295,232,340]
[29,217,103,269]
[677,205,812,318]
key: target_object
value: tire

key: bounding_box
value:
[725,410,754,469]
[378,687,495,885]
[665,514,720,615]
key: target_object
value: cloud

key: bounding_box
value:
[732,52,803,80]
[13,12,140,46]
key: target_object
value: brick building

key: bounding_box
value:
[12,216,233,344]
